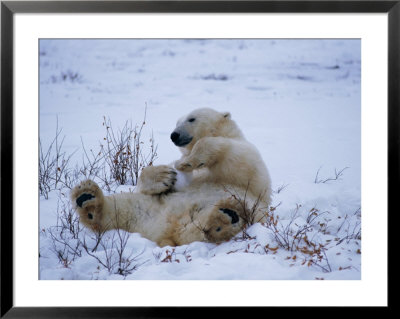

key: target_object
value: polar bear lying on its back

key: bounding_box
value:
[71,108,272,247]
[137,107,272,207]
[71,179,265,247]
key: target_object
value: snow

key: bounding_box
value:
[39,39,361,280]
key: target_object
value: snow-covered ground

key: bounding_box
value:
[39,39,361,280]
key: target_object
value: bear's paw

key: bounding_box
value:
[71,180,101,209]
[219,208,239,224]
[137,165,178,195]
[204,204,242,244]
[70,180,105,231]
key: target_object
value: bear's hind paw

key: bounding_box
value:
[219,208,239,224]
[204,205,242,244]
[70,180,103,210]
[70,180,104,231]
[76,193,95,208]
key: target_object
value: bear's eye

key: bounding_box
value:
[216,227,221,232]
[88,213,93,220]
[188,118,195,123]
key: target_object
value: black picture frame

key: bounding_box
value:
[1,0,396,317]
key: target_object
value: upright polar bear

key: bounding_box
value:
[71,108,272,247]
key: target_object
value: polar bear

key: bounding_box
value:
[137,108,272,207]
[71,108,272,247]
[71,178,265,247]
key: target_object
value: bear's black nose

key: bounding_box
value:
[170,132,180,142]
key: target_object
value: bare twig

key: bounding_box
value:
[314,166,349,184]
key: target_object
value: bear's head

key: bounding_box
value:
[170,108,242,152]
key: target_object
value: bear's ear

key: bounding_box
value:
[222,112,231,119]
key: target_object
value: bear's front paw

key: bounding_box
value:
[137,165,177,195]
[175,160,193,172]
[70,180,104,231]
[175,155,207,171]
